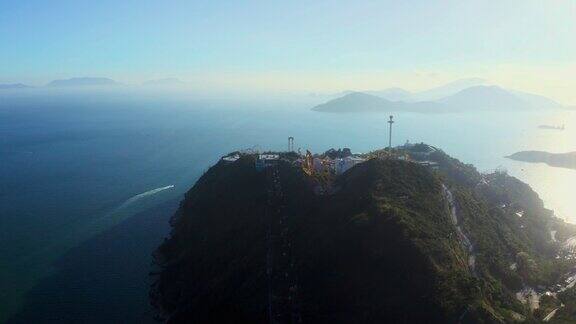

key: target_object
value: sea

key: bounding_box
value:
[1,89,575,323]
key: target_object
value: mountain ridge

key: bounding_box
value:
[313,84,565,113]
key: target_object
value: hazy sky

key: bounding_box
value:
[1,0,575,103]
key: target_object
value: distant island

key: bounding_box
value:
[0,83,33,90]
[507,151,576,170]
[312,80,565,113]
[47,77,120,87]
[311,92,447,113]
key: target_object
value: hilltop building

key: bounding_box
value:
[255,154,279,171]
[334,156,366,175]
[222,154,240,163]
[402,142,437,159]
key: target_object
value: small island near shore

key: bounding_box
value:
[507,151,576,170]
[151,143,576,323]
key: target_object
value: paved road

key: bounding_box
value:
[442,184,477,277]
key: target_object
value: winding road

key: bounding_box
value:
[442,184,477,277]
[441,184,576,322]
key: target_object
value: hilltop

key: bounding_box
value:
[151,146,576,323]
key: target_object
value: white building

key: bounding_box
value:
[222,154,240,162]
[334,156,365,175]
[416,161,439,170]
[255,154,279,170]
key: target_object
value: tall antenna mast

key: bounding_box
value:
[388,115,394,149]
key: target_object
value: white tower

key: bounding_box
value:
[388,116,394,149]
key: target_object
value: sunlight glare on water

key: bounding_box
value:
[504,111,576,223]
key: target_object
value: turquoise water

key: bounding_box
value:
[0,92,575,321]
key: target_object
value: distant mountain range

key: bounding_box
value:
[0,83,34,90]
[313,79,565,113]
[0,77,571,113]
[47,77,120,87]
[0,77,191,89]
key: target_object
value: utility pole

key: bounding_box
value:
[388,115,394,149]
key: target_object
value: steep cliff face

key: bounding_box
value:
[151,150,576,323]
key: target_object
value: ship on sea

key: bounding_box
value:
[539,124,565,130]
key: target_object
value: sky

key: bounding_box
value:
[1,0,575,103]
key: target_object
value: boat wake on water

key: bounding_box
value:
[115,185,175,210]
[81,184,177,237]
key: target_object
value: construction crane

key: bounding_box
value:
[302,150,314,176]
[301,150,333,193]
[316,159,333,191]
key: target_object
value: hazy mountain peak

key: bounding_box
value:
[414,77,488,101]
[366,88,412,101]
[47,77,119,87]
[312,92,391,113]
[346,91,386,100]
[454,85,507,94]
[439,85,530,110]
